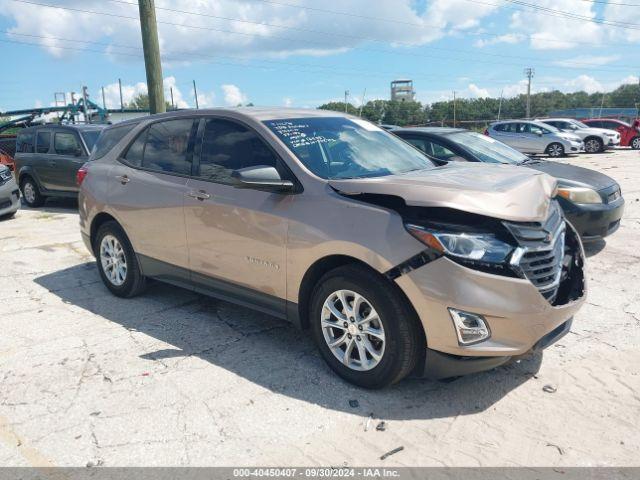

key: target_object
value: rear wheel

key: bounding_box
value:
[546,143,565,158]
[20,177,45,208]
[94,221,146,298]
[584,137,603,153]
[310,265,423,389]
[631,136,640,149]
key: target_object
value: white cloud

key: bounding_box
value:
[100,81,148,109]
[0,0,503,61]
[221,84,248,106]
[473,33,524,48]
[563,75,603,94]
[468,83,489,98]
[553,55,621,68]
[283,97,293,107]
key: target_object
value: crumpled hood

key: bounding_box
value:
[329,163,557,223]
[525,160,617,191]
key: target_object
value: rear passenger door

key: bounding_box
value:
[491,123,522,150]
[184,117,289,310]
[109,118,197,272]
[50,130,88,191]
[32,129,56,190]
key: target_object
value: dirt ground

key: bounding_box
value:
[0,149,638,467]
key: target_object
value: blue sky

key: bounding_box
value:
[1,0,639,113]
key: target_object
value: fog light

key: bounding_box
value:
[448,308,490,345]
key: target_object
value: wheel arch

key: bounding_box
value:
[90,212,121,255]
[296,254,425,341]
[17,166,41,189]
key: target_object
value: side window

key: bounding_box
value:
[16,131,34,153]
[54,132,81,156]
[586,120,600,128]
[35,131,50,154]
[504,123,518,133]
[602,121,619,130]
[430,141,457,160]
[142,119,194,175]
[405,138,430,154]
[198,118,279,184]
[493,124,506,132]
[91,125,131,160]
[124,127,148,167]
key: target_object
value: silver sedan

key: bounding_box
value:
[0,165,20,218]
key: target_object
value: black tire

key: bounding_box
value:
[0,212,16,220]
[631,136,640,150]
[94,221,146,298]
[584,137,603,154]
[20,176,45,208]
[546,142,565,158]
[309,264,423,389]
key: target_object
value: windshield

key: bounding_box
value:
[81,130,102,151]
[449,131,529,164]
[264,117,435,179]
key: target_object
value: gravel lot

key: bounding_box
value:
[0,149,639,467]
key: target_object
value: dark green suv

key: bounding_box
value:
[14,124,105,207]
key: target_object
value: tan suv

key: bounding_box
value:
[79,108,586,388]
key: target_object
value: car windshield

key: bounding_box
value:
[449,131,529,164]
[81,131,102,151]
[264,117,435,179]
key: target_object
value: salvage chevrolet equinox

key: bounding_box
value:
[79,109,586,388]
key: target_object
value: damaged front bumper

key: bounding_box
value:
[394,246,585,379]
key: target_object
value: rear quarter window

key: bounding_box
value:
[91,125,131,160]
[16,131,35,153]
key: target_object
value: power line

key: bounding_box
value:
[579,0,640,5]
[7,0,640,73]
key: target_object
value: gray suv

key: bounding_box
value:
[78,109,585,388]
[14,124,105,207]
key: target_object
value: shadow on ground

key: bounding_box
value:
[35,262,543,420]
[583,239,606,257]
[20,197,78,213]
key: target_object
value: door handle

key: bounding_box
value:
[116,175,130,185]
[187,190,211,201]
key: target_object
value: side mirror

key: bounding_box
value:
[231,165,294,194]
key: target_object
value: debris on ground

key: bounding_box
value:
[543,385,557,393]
[376,421,386,431]
[546,443,565,455]
[348,399,359,408]
[380,446,404,460]
[364,413,373,432]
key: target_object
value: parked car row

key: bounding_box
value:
[5,109,625,388]
[393,127,624,241]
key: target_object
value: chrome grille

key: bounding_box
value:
[504,201,566,303]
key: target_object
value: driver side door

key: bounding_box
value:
[184,117,290,316]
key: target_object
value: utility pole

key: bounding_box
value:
[138,0,166,114]
[497,89,504,120]
[453,91,456,128]
[102,86,107,110]
[344,90,349,113]
[118,79,124,111]
[358,88,367,117]
[193,80,199,109]
[82,86,91,124]
[524,67,535,119]
[170,86,175,109]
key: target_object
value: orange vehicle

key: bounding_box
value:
[0,135,16,171]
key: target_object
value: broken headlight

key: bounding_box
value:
[405,224,514,264]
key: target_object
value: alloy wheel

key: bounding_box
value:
[633,137,640,149]
[320,289,385,371]
[548,144,563,157]
[100,235,128,286]
[585,139,601,153]
[23,182,36,204]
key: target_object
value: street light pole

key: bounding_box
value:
[524,67,534,119]
[138,0,166,114]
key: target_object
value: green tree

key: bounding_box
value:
[127,93,171,110]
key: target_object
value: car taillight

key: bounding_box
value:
[483,129,489,136]
[77,164,88,185]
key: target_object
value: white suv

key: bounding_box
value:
[537,118,620,153]
[486,120,583,158]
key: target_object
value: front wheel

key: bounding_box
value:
[546,143,565,158]
[310,265,423,389]
[631,136,640,149]
[20,177,45,208]
[94,221,146,298]
[584,137,603,153]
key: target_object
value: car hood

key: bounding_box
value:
[525,160,617,190]
[329,163,557,223]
